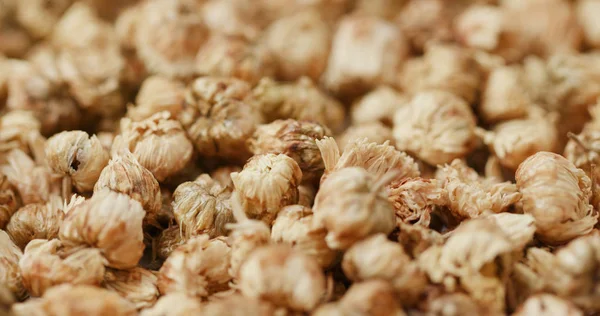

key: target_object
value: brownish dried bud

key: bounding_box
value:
[195,35,275,85]
[46,131,109,192]
[158,235,231,297]
[265,10,331,81]
[135,0,208,78]
[249,119,331,182]
[1,149,61,204]
[127,76,185,121]
[94,151,161,226]
[6,197,64,249]
[238,244,326,311]
[271,205,337,268]
[516,152,596,244]
[252,77,345,133]
[231,154,302,223]
[140,293,202,316]
[388,177,445,226]
[479,65,532,124]
[0,230,25,300]
[104,267,159,310]
[323,14,409,96]
[350,86,408,127]
[15,0,72,39]
[393,91,477,165]
[112,112,193,182]
[59,190,145,269]
[513,294,583,316]
[155,226,184,260]
[0,175,19,229]
[396,0,453,52]
[313,167,396,250]
[337,122,395,151]
[313,280,405,316]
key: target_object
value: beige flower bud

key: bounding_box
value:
[1,149,61,204]
[19,239,105,297]
[337,122,395,151]
[313,167,396,250]
[564,124,600,210]
[514,294,583,316]
[271,205,337,268]
[396,0,453,52]
[211,166,242,189]
[313,280,405,316]
[112,112,193,182]
[0,230,25,300]
[388,177,445,226]
[15,0,72,39]
[155,226,185,260]
[231,154,302,223]
[394,91,477,165]
[127,76,185,121]
[238,244,326,311]
[202,294,276,316]
[479,65,532,123]
[201,0,261,41]
[140,293,202,316]
[249,120,330,182]
[158,235,231,297]
[454,5,505,53]
[323,14,408,97]
[6,197,64,249]
[0,175,19,229]
[0,110,43,163]
[59,190,145,269]
[350,86,408,126]
[135,0,208,78]
[104,267,159,310]
[46,131,109,192]
[516,152,596,244]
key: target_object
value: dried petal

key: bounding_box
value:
[6,197,64,249]
[104,267,159,310]
[388,177,445,226]
[1,149,61,204]
[0,230,25,300]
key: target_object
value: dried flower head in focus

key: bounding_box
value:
[1,149,61,204]
[6,197,64,249]
[388,177,445,226]
[104,267,159,310]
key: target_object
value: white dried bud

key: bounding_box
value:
[479,65,532,123]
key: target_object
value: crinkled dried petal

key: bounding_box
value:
[139,293,202,316]
[155,226,185,260]
[0,175,19,229]
[127,76,185,121]
[513,294,583,316]
[105,267,159,310]
[388,177,445,226]
[0,230,25,300]
[1,149,61,204]
[6,197,64,249]
[337,122,395,151]
[350,86,408,126]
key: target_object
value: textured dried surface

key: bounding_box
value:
[479,65,532,123]
[0,175,19,229]
[155,226,184,260]
[396,0,453,52]
[104,267,159,310]
[6,197,64,249]
[388,177,445,226]
[0,230,25,300]
[139,293,202,316]
[513,294,583,316]
[127,76,185,121]
[1,149,61,204]
[337,122,395,151]
[350,86,408,126]
[0,110,43,164]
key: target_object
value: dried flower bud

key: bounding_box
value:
[249,120,331,182]
[487,213,536,250]
[265,10,331,81]
[323,14,408,96]
[513,294,583,316]
[479,65,532,123]
[15,0,72,39]
[1,149,61,204]
[195,35,275,86]
[252,77,345,133]
[59,190,145,269]
[454,4,506,55]
[256,0,350,24]
[172,177,233,239]
[94,151,161,226]
[516,152,596,244]
[135,0,208,78]
[202,0,260,39]
[127,76,185,121]
[238,244,326,311]
[0,230,25,300]
[104,267,159,310]
[112,112,193,182]
[388,177,445,226]
[12,284,136,316]
[140,293,202,316]
[271,205,337,268]
[202,294,276,316]
[397,222,443,258]
[210,166,241,189]
[337,122,395,151]
[396,0,453,52]
[0,110,43,163]
[313,280,405,316]
[158,235,231,297]
[393,91,477,165]
[313,167,396,250]
[231,154,302,223]
[6,197,64,249]
[46,131,109,192]
[0,175,19,229]
[350,86,408,127]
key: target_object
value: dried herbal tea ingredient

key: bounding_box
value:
[396,0,454,52]
[337,122,395,151]
[479,65,533,124]
[155,226,185,260]
[158,235,231,297]
[256,0,350,24]
[396,221,444,258]
[486,213,536,250]
[46,130,109,192]
[0,174,19,229]
[139,293,202,316]
[19,238,105,297]
[231,153,302,224]
[202,294,276,316]
[0,230,25,300]
[201,0,261,41]
[355,0,405,20]
[249,119,331,183]
[513,294,583,316]
[0,110,44,163]
[15,0,72,39]
[127,75,185,122]
[210,166,242,189]
[104,267,159,310]
[350,86,408,127]
[516,151,596,244]
[112,111,193,182]
[1,149,61,204]
[59,189,145,269]
[6,196,64,249]
[388,177,446,227]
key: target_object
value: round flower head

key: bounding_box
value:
[0,230,25,300]
[0,110,43,164]
[104,267,159,310]
[479,65,532,123]
[127,75,185,121]
[350,86,409,127]
[388,177,446,227]
[6,197,65,249]
[201,0,261,41]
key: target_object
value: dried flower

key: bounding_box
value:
[513,294,583,316]
[201,0,261,41]
[479,65,533,124]
[59,189,145,269]
[0,230,25,300]
[393,91,477,165]
[0,175,18,229]
[337,122,395,151]
[0,110,43,163]
[396,221,443,258]
[104,267,159,310]
[486,213,536,250]
[155,226,184,260]
[396,0,453,52]
[388,177,445,226]
[112,112,193,182]
[127,75,185,121]
[1,149,61,204]
[516,152,596,244]
[355,0,405,20]
[139,293,202,316]
[15,0,72,39]
[350,86,408,127]
[6,197,64,249]
[158,235,231,297]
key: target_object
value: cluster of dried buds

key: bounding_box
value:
[3,0,600,314]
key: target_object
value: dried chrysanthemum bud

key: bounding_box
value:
[337,122,395,151]
[210,166,241,189]
[202,294,276,316]
[195,35,275,86]
[252,77,345,133]
[265,10,331,81]
[271,205,337,268]
[313,167,396,250]
[135,0,208,78]
[6,197,64,249]
[46,131,109,192]
[516,152,596,244]
[350,86,408,127]
[0,110,43,163]
[513,294,583,316]
[180,77,261,161]
[127,76,185,121]
[249,120,331,182]
[104,267,159,310]
[140,293,202,316]
[231,154,302,223]
[323,14,409,97]
[436,159,521,221]
[94,151,161,227]
[0,230,25,300]
[11,284,136,316]
[19,239,105,297]
[158,235,231,297]
[342,233,426,306]
[201,0,261,40]
[396,0,453,52]
[238,244,326,311]
[15,0,72,39]
[388,177,445,226]
[0,175,18,229]
[393,91,477,165]
[59,190,145,269]
[112,112,193,182]
[172,177,233,239]
[313,280,405,316]
[397,221,443,258]
[479,65,532,124]
[1,149,61,204]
